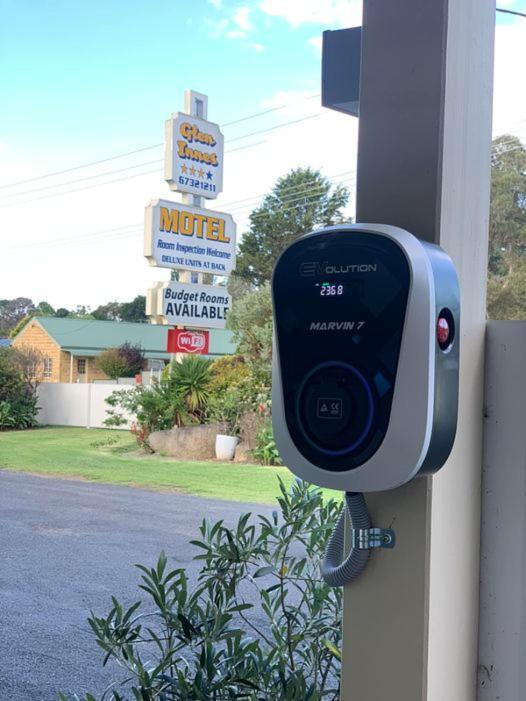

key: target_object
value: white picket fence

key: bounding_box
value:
[37,383,135,429]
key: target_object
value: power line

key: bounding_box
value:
[0,139,267,209]
[0,93,320,191]
[6,171,357,251]
[218,169,357,210]
[9,223,144,250]
[2,107,523,207]
[225,113,322,144]
[496,8,526,18]
[227,175,356,217]
[0,141,267,203]
[0,143,164,191]
[221,93,319,127]
[0,168,162,209]
[0,159,162,200]
[0,111,323,206]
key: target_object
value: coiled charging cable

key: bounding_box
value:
[321,492,395,587]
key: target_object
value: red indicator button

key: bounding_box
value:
[437,308,455,351]
[437,317,450,345]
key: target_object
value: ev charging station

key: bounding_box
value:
[272,224,460,585]
[273,224,459,493]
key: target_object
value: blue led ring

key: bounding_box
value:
[296,361,375,457]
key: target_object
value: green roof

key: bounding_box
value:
[26,317,236,359]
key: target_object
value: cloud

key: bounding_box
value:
[233,6,252,33]
[249,42,265,52]
[493,23,526,137]
[207,0,222,8]
[207,4,254,43]
[259,0,362,28]
[206,17,229,38]
[308,36,323,54]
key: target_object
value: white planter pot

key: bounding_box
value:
[215,434,239,461]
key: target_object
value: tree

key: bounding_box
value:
[120,295,147,323]
[35,301,55,316]
[234,167,349,287]
[92,301,122,321]
[55,308,70,318]
[72,305,94,319]
[11,346,45,390]
[96,348,128,379]
[0,297,35,336]
[117,342,146,376]
[9,315,33,339]
[487,135,526,319]
[227,284,273,365]
[97,343,145,379]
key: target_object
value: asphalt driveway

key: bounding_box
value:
[0,471,271,701]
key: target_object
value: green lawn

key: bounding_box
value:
[0,427,338,504]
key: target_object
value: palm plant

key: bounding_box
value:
[166,356,213,419]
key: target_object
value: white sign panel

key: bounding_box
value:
[144,199,236,276]
[164,112,224,199]
[160,282,231,330]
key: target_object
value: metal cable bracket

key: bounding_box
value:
[351,527,396,550]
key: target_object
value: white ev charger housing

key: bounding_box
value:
[272,224,459,493]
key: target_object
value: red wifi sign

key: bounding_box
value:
[167,329,210,355]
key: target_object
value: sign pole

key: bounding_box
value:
[144,90,235,353]
[180,89,208,285]
[176,90,207,361]
[340,1,494,699]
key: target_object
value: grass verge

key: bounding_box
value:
[0,427,339,504]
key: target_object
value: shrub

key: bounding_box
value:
[0,348,39,430]
[208,355,250,395]
[97,344,145,379]
[96,348,129,379]
[59,479,343,701]
[206,384,246,435]
[252,420,283,465]
[11,345,45,388]
[105,381,190,442]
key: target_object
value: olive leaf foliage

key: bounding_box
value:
[59,479,343,701]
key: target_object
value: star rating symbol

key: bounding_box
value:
[206,170,213,180]
[189,166,196,176]
[198,168,205,178]
[181,164,188,174]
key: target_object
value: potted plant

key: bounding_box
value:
[207,386,243,460]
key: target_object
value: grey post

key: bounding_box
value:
[478,322,526,699]
[341,1,495,700]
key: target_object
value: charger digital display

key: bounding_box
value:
[318,282,344,296]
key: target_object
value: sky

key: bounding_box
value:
[0,0,525,310]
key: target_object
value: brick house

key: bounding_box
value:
[12,317,235,383]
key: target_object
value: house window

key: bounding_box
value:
[77,358,86,375]
[43,357,53,378]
